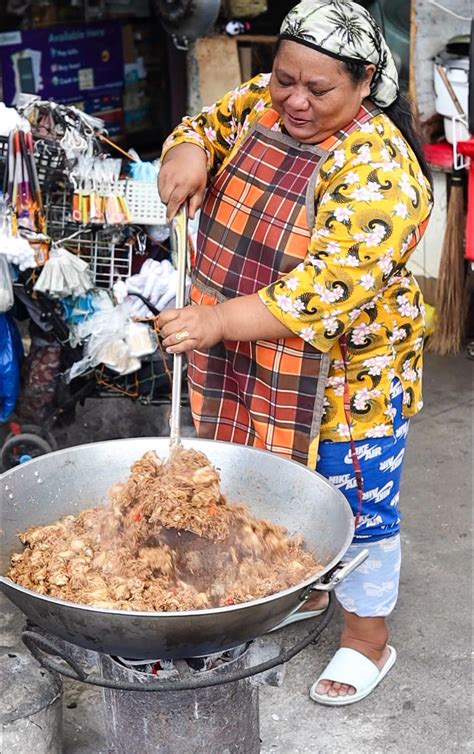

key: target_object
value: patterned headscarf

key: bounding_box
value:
[280,0,399,108]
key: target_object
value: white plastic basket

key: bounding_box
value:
[117,180,167,226]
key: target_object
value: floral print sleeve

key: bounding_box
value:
[259,133,432,354]
[161,73,272,174]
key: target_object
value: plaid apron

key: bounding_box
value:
[188,107,374,468]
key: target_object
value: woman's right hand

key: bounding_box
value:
[158,143,209,221]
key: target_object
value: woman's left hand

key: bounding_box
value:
[157,305,224,353]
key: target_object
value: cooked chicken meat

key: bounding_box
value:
[8,448,321,611]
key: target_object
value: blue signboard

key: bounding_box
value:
[0,22,123,106]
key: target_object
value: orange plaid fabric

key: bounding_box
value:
[188,108,380,466]
[194,120,323,297]
[189,287,329,466]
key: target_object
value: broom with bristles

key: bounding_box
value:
[427,66,466,355]
[427,169,466,355]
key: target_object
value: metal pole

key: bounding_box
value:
[169,205,187,448]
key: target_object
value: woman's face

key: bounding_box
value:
[269,41,375,144]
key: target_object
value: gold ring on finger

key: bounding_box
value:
[175,329,190,342]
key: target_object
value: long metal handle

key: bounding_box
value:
[169,205,188,448]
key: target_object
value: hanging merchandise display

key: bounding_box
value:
[0,235,37,270]
[61,290,111,326]
[113,258,185,317]
[0,198,38,270]
[33,246,94,299]
[70,155,131,225]
[0,95,179,435]
[5,128,47,238]
[21,99,105,150]
[65,301,158,381]
[0,103,30,137]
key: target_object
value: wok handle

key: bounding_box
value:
[22,630,90,682]
[304,549,369,595]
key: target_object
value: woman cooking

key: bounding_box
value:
[157,0,432,706]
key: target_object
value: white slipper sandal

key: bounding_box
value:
[309,645,397,706]
[268,604,328,633]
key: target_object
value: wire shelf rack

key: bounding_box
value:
[65,234,133,288]
[44,186,133,288]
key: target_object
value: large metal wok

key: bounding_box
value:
[1,437,364,659]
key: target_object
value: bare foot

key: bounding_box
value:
[300,591,330,612]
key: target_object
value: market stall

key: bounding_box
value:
[0,98,186,468]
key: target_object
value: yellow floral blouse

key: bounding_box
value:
[162,74,433,441]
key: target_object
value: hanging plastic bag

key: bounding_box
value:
[0,257,14,312]
[34,247,93,299]
[126,321,158,357]
[61,289,110,326]
[65,302,151,381]
[0,313,24,422]
[125,150,158,183]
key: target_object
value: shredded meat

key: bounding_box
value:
[8,448,321,611]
